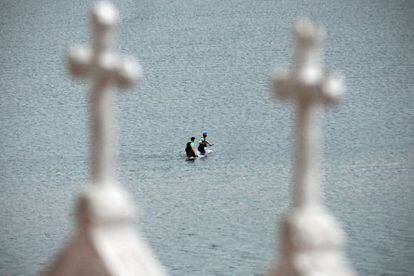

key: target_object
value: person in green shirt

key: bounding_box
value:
[185,137,198,158]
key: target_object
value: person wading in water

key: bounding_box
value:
[198,131,212,156]
[185,137,198,158]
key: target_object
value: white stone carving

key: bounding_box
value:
[268,19,356,276]
[45,2,167,275]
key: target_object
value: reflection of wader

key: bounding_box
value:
[186,142,196,157]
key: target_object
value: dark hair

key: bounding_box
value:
[191,137,195,141]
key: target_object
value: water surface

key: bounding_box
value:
[0,0,413,275]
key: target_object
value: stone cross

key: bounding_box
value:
[269,19,355,275]
[69,1,142,184]
[46,2,167,275]
[274,19,344,208]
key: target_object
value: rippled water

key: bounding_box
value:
[1,0,413,275]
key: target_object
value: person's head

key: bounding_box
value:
[191,137,195,142]
[202,130,208,138]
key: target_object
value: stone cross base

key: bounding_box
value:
[46,183,167,276]
[269,205,356,276]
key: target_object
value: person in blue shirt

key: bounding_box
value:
[198,131,212,155]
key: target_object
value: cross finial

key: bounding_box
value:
[272,19,344,207]
[268,20,355,276]
[68,1,142,184]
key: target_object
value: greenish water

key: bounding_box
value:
[0,0,413,275]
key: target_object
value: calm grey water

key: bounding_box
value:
[0,0,413,275]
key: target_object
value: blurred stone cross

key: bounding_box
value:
[269,19,356,275]
[69,0,142,184]
[45,2,167,275]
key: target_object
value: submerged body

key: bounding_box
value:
[198,148,213,158]
[198,138,208,155]
[198,131,213,156]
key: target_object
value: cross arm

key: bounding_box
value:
[273,70,344,104]
[113,56,143,89]
[321,73,344,105]
[96,53,143,89]
[68,46,92,78]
